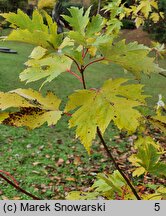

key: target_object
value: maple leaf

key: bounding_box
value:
[86,14,103,37]
[0,89,62,129]
[147,115,166,134]
[0,92,32,110]
[135,17,144,28]
[106,18,123,35]
[99,40,165,79]
[0,113,9,123]
[0,9,62,49]
[135,0,152,18]
[129,136,166,177]
[62,7,91,35]
[61,7,113,58]
[150,12,160,23]
[19,46,73,87]
[65,78,148,153]
[38,0,55,10]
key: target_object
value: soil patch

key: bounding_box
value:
[121,28,152,46]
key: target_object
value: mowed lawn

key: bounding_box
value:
[0,40,165,200]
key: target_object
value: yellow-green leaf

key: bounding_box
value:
[1,9,62,49]
[0,89,62,129]
[29,46,47,60]
[65,78,147,153]
[20,50,73,87]
[38,0,56,10]
[135,17,144,28]
[150,12,160,23]
[0,92,32,110]
[148,115,166,134]
[12,88,61,110]
[129,137,166,177]
[99,40,165,79]
[132,167,146,177]
[62,7,91,35]
[0,113,9,123]
[3,108,61,129]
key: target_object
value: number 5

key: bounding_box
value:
[154,203,160,211]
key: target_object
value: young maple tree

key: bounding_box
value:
[0,0,165,200]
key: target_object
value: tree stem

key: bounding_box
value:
[70,54,141,200]
[80,66,87,89]
[79,66,141,200]
[97,127,141,200]
[0,173,41,200]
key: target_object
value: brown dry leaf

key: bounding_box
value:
[56,158,64,166]
[74,156,82,165]
[13,196,21,200]
[38,145,44,150]
[66,160,70,165]
[32,162,42,166]
[1,196,8,200]
[40,184,46,188]
[50,176,61,181]
[45,154,51,159]
[66,177,76,182]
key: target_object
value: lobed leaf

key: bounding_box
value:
[0,89,62,129]
[0,9,62,49]
[147,115,166,134]
[99,40,165,79]
[62,7,91,35]
[0,92,32,110]
[65,78,148,153]
[129,136,166,177]
[20,47,73,87]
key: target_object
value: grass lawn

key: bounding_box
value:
[0,40,166,200]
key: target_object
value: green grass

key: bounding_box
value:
[0,40,166,200]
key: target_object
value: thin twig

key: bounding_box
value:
[82,48,88,59]
[65,54,81,72]
[0,173,41,200]
[0,170,19,186]
[83,57,105,71]
[66,69,83,83]
[80,66,87,89]
[97,127,141,200]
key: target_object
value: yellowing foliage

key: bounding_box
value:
[20,46,72,88]
[65,78,148,153]
[38,0,56,10]
[0,89,62,129]
[0,9,62,49]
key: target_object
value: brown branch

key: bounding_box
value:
[0,170,19,186]
[65,54,81,72]
[66,69,83,83]
[83,57,105,71]
[0,173,41,200]
[82,48,88,59]
[80,66,87,89]
[97,127,141,200]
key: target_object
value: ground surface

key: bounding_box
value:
[121,28,152,46]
